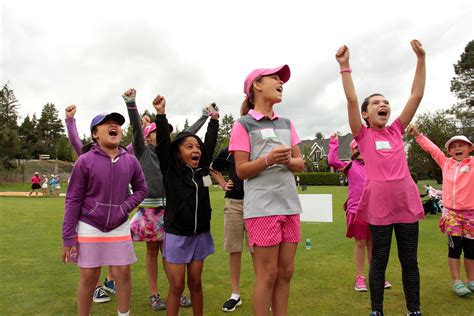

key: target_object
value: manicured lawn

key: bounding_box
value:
[0,182,472,315]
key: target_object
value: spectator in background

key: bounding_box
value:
[28,172,41,197]
[41,175,48,196]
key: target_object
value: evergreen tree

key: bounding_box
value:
[18,114,38,159]
[0,83,21,168]
[35,103,65,159]
[449,40,473,139]
[214,114,234,159]
[407,111,457,183]
[55,136,75,161]
[121,124,132,147]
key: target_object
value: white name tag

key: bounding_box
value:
[260,128,276,139]
[375,140,392,150]
[202,175,212,187]
[460,165,470,173]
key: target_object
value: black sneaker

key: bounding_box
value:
[222,297,242,312]
[93,286,110,303]
[407,312,422,316]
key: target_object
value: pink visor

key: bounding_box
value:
[243,64,291,96]
[143,123,157,138]
[350,140,358,149]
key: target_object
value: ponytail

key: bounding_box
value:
[240,97,254,116]
[241,75,261,116]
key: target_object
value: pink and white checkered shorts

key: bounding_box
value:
[244,214,301,248]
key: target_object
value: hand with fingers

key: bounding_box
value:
[407,124,420,137]
[65,105,76,119]
[335,45,350,68]
[122,88,136,103]
[410,39,425,58]
[267,146,292,166]
[223,179,234,191]
[61,245,77,264]
[153,95,166,115]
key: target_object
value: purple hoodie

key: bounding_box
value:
[328,137,365,214]
[62,143,147,247]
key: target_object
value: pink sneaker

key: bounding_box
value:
[384,280,392,289]
[355,275,368,292]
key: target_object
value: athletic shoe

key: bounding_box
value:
[369,312,383,316]
[384,281,392,289]
[180,295,192,307]
[355,275,368,292]
[453,280,471,296]
[407,311,422,316]
[222,297,242,312]
[149,294,166,311]
[103,278,116,294]
[466,280,474,291]
[93,286,110,303]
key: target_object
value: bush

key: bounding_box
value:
[295,172,340,186]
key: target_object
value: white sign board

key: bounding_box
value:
[299,194,333,222]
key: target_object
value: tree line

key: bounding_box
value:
[1,41,472,180]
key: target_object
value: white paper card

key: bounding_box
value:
[260,128,276,139]
[299,194,333,222]
[375,140,392,150]
[202,175,212,187]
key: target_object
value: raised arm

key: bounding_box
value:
[122,88,146,157]
[408,124,446,168]
[328,133,349,171]
[64,105,84,156]
[336,45,362,136]
[153,95,171,172]
[398,40,426,127]
[203,113,219,166]
[185,103,214,134]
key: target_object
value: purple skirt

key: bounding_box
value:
[163,231,214,264]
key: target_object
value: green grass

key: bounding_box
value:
[0,181,473,315]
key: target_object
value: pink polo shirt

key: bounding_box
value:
[355,118,424,225]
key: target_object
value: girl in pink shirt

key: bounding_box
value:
[230,65,304,316]
[336,40,426,316]
[410,125,474,296]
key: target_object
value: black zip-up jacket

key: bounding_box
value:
[155,114,218,236]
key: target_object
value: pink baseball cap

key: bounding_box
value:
[350,140,358,149]
[243,64,291,96]
[143,123,157,138]
[143,122,174,137]
[445,135,472,150]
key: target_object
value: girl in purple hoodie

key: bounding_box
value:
[61,112,147,316]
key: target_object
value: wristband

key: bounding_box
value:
[340,67,352,74]
[264,153,270,166]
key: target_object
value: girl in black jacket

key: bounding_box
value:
[153,95,219,316]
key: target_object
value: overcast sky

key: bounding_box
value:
[1,0,473,140]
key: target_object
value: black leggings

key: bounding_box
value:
[369,222,420,313]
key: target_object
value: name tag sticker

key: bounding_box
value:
[202,175,212,187]
[375,141,392,150]
[260,128,276,139]
[460,165,470,173]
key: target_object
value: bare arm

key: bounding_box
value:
[335,45,362,136]
[398,40,426,127]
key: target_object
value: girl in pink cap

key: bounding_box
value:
[336,40,426,316]
[409,125,474,296]
[328,134,392,293]
[229,65,304,315]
